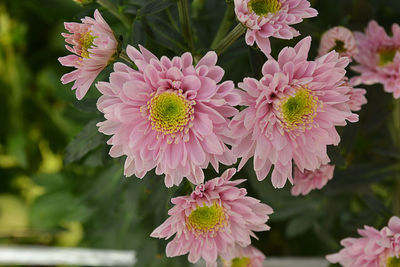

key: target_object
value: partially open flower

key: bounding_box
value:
[150,168,273,266]
[327,216,400,267]
[318,26,358,59]
[351,20,400,99]
[96,46,240,187]
[221,245,265,267]
[234,0,317,55]
[291,164,335,196]
[58,9,118,99]
[230,37,358,188]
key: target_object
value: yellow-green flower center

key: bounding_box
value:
[80,31,96,58]
[280,88,320,132]
[231,257,252,267]
[330,40,346,53]
[248,0,281,16]
[387,256,400,267]
[187,203,227,237]
[148,91,193,136]
[378,48,397,66]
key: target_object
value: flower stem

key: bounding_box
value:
[119,49,136,68]
[177,0,195,53]
[391,98,400,216]
[213,23,246,55]
[96,0,131,29]
[210,3,235,50]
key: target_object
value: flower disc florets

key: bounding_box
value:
[151,169,273,266]
[351,20,400,98]
[187,202,228,237]
[230,37,358,188]
[97,46,241,187]
[58,10,118,99]
[247,0,281,16]
[144,90,195,142]
[278,87,321,133]
[234,0,317,55]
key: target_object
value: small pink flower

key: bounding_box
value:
[327,216,400,267]
[150,168,273,266]
[58,9,118,100]
[230,36,358,188]
[351,20,400,99]
[291,164,334,196]
[221,245,265,267]
[234,0,317,55]
[96,46,240,187]
[318,26,358,59]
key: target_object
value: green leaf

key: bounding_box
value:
[286,215,315,238]
[64,119,104,164]
[138,0,177,17]
[30,192,89,229]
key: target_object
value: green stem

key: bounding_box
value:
[392,99,400,216]
[213,23,246,55]
[177,0,194,52]
[119,49,136,67]
[96,0,131,29]
[166,8,180,32]
[210,3,235,49]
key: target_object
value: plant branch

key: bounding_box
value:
[177,0,194,52]
[96,0,131,29]
[213,23,246,55]
[210,3,235,50]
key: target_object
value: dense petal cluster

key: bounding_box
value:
[351,20,400,98]
[327,216,400,267]
[234,0,317,55]
[221,245,266,267]
[230,37,358,188]
[318,26,358,59]
[291,164,334,196]
[96,45,240,187]
[58,9,118,99]
[150,169,273,266]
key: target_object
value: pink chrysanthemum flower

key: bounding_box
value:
[221,245,266,267]
[291,164,334,196]
[230,37,358,188]
[318,26,358,59]
[351,20,400,99]
[58,9,118,100]
[327,216,400,267]
[234,0,318,55]
[150,168,273,266]
[96,45,240,187]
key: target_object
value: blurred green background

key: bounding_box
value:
[0,0,400,266]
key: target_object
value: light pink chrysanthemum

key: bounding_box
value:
[291,164,334,196]
[150,168,273,266]
[318,26,358,59]
[327,216,400,267]
[221,245,266,267]
[234,0,318,55]
[230,36,358,188]
[96,46,240,187]
[58,9,118,100]
[351,20,400,99]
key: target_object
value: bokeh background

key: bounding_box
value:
[1,0,400,266]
